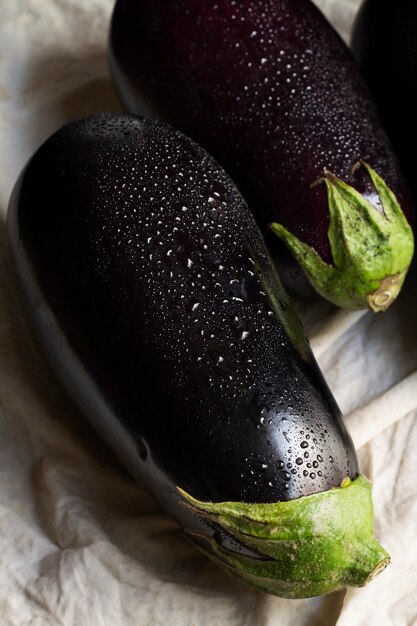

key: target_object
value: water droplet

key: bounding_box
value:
[208,349,234,380]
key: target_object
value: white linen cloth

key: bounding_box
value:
[1,1,417,624]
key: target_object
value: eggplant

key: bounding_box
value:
[7,114,389,598]
[352,0,417,205]
[109,0,415,312]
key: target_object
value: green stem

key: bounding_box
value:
[271,163,414,311]
[178,475,390,599]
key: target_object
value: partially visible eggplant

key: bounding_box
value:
[7,114,389,598]
[109,0,414,311]
[352,0,417,205]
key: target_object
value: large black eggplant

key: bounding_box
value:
[7,114,389,598]
[109,0,414,311]
[352,0,417,204]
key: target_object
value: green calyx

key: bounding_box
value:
[178,475,389,599]
[271,164,414,311]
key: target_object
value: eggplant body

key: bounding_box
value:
[110,0,414,311]
[352,0,417,204]
[7,114,388,597]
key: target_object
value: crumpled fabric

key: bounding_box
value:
[1,1,417,624]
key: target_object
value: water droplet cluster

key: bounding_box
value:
[112,0,406,262]
[20,114,358,503]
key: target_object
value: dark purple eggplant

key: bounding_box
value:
[109,0,414,312]
[352,0,417,205]
[7,114,388,598]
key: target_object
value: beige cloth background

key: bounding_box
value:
[1,1,417,624]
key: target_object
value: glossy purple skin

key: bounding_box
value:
[7,115,358,507]
[109,0,414,266]
[352,0,417,205]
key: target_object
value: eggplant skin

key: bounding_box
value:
[352,0,417,204]
[7,115,390,599]
[109,0,414,310]
[8,114,358,506]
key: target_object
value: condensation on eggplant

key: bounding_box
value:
[109,0,414,264]
[7,115,358,513]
